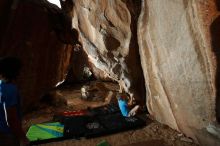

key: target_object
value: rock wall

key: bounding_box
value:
[138,0,219,145]
[0,0,74,110]
[69,0,146,105]
[64,0,220,145]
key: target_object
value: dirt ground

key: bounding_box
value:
[23,81,199,146]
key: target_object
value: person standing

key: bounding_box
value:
[0,57,29,146]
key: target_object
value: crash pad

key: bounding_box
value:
[26,103,146,145]
[26,122,64,142]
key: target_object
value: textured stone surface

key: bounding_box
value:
[137,0,219,145]
[139,0,212,133]
[69,0,146,105]
[64,0,220,145]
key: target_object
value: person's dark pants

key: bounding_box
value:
[0,132,20,146]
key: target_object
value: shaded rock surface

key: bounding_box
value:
[0,0,74,110]
[63,0,220,145]
[68,0,146,105]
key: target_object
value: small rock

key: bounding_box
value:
[177,133,183,137]
[180,137,193,143]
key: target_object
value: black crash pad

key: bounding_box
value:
[64,113,146,139]
[29,104,146,145]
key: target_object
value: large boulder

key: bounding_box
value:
[68,0,146,105]
[0,0,73,110]
[63,0,220,145]
[138,0,220,145]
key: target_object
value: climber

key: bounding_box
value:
[117,79,141,117]
[0,57,29,146]
[117,92,140,117]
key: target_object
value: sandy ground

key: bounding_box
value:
[23,81,199,146]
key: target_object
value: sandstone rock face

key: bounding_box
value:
[69,0,146,105]
[64,0,219,145]
[138,0,219,145]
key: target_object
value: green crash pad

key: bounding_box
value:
[26,122,64,142]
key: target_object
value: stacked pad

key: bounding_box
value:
[64,113,146,138]
[64,116,106,138]
[26,104,146,145]
[98,113,145,133]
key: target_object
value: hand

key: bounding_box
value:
[128,105,140,117]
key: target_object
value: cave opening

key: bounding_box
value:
[47,0,61,8]
[211,1,220,123]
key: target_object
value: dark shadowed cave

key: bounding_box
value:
[211,0,220,124]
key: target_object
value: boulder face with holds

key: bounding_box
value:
[62,0,220,145]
